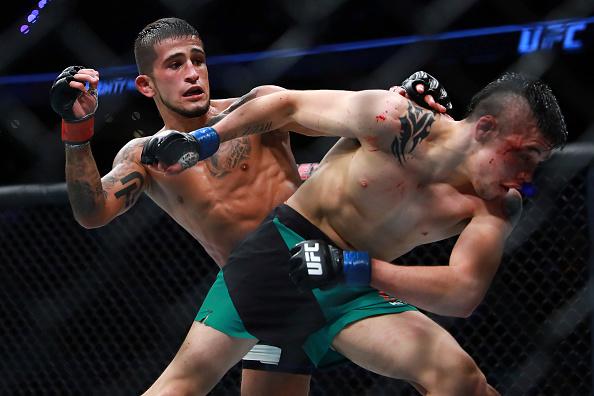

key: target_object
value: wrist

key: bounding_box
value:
[342,251,371,286]
[189,127,220,159]
[62,117,94,144]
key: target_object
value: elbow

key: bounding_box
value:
[455,301,480,318]
[454,286,485,318]
[444,298,479,318]
[73,213,108,229]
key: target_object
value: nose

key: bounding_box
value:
[184,61,199,82]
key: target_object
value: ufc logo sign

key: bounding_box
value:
[303,242,323,276]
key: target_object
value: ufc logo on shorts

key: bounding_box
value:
[303,242,323,276]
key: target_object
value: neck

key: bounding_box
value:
[158,105,217,133]
[426,116,476,186]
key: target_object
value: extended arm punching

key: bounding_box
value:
[140,71,450,171]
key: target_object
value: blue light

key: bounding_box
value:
[27,13,38,23]
[38,0,46,8]
[4,16,594,84]
[517,20,586,54]
[520,183,537,197]
[20,24,30,35]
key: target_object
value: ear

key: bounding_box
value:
[474,115,497,143]
[135,75,155,98]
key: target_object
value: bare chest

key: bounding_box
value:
[145,136,300,240]
[315,159,477,258]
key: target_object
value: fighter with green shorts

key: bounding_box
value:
[196,204,417,367]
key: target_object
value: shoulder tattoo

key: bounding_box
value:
[113,138,146,165]
[503,191,523,228]
[391,102,435,165]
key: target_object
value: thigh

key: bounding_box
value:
[241,370,311,396]
[331,311,467,385]
[144,321,257,396]
[240,343,314,396]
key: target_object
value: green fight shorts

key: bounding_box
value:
[196,204,417,367]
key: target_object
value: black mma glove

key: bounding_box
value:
[140,127,221,169]
[401,71,452,113]
[288,240,371,291]
[50,65,98,144]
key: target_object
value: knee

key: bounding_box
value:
[436,350,488,396]
[144,380,195,396]
[144,376,214,396]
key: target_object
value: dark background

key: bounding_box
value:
[0,1,592,395]
[0,0,593,186]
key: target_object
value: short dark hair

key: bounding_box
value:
[466,72,567,149]
[134,17,201,75]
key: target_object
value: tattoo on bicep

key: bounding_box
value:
[114,171,145,208]
[391,102,435,165]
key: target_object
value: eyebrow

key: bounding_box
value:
[163,48,205,64]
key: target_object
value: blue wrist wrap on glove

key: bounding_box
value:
[190,127,220,159]
[342,251,371,286]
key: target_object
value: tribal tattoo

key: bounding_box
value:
[391,102,435,165]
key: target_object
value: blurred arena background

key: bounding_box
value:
[0,0,593,394]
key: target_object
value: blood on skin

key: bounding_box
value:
[375,114,386,122]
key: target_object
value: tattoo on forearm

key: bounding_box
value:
[207,91,258,127]
[240,121,273,137]
[391,102,435,164]
[66,146,107,216]
[114,172,145,207]
[67,181,106,216]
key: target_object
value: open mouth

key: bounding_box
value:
[183,86,204,97]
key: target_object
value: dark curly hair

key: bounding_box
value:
[134,17,201,75]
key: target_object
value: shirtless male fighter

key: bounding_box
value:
[141,72,566,395]
[49,17,450,395]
